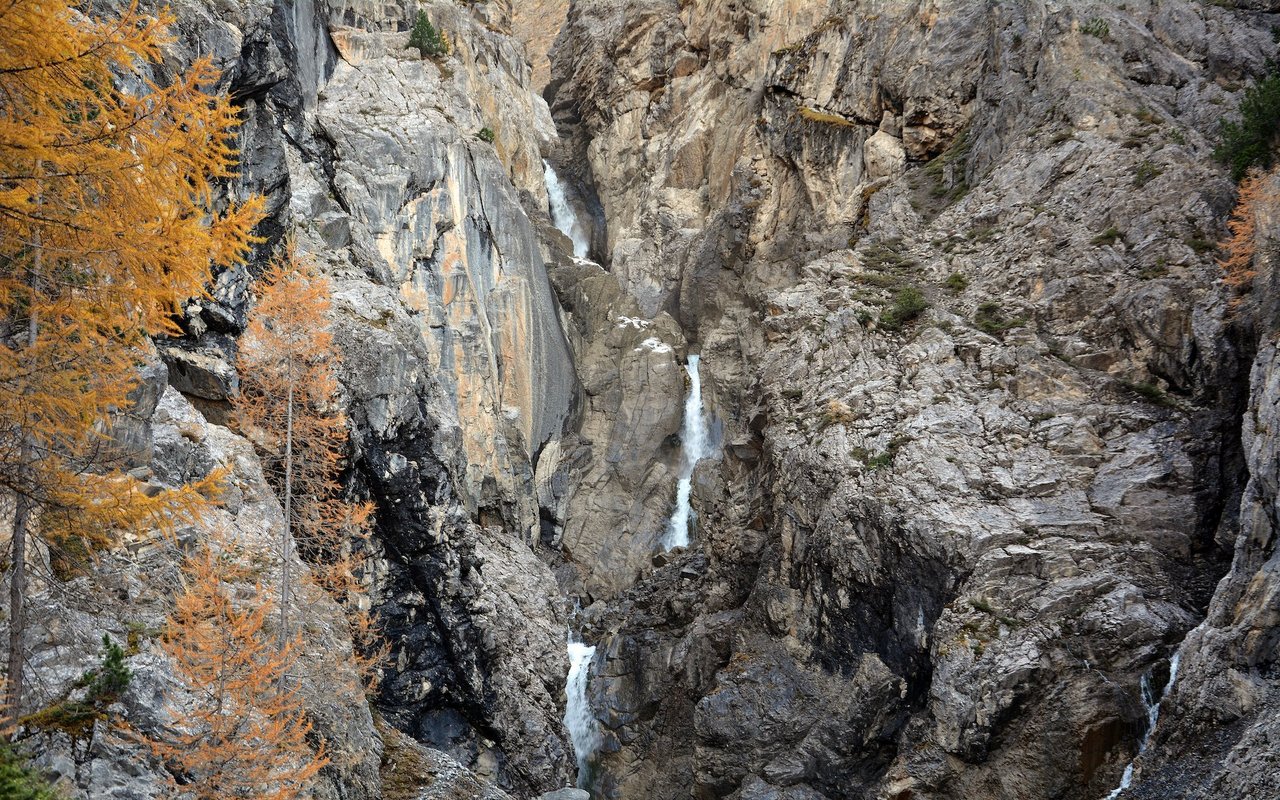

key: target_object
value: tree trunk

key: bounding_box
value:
[5,488,31,734]
[6,256,38,734]
[280,381,293,658]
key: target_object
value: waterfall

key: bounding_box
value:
[564,637,600,788]
[1103,652,1182,799]
[662,354,709,550]
[543,160,590,259]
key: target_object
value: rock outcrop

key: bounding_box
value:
[1127,169,1280,800]
[9,0,583,795]
[543,1,1280,798]
[12,0,1280,797]
[10,380,380,799]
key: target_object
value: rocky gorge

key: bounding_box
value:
[6,0,1280,799]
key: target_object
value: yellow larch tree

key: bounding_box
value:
[0,0,263,724]
[1220,167,1277,297]
[151,534,327,799]
[232,250,382,683]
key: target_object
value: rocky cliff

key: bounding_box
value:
[9,0,1280,799]
[543,1,1280,799]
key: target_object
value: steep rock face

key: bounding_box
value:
[510,0,568,90]
[547,1,1279,798]
[9,381,379,799]
[1129,172,1280,799]
[265,1,581,792]
[18,0,584,795]
[530,219,691,598]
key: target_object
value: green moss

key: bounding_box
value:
[943,272,970,292]
[477,127,496,144]
[20,702,99,739]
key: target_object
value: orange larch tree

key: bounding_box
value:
[0,0,262,723]
[1220,167,1276,297]
[151,534,327,799]
[232,250,382,681]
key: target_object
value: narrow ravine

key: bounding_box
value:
[543,159,590,259]
[564,636,600,789]
[1104,651,1182,799]
[544,157,603,793]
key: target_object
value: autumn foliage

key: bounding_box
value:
[233,251,383,684]
[0,0,261,721]
[151,535,327,799]
[1220,168,1276,297]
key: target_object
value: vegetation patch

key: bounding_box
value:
[944,272,970,292]
[408,10,449,58]
[866,435,910,470]
[860,238,918,272]
[1138,258,1170,280]
[1081,17,1110,40]
[1215,68,1280,180]
[1116,378,1180,409]
[879,286,928,331]
[21,635,131,739]
[798,106,854,127]
[1185,234,1217,254]
[973,301,1025,335]
[0,745,61,800]
[910,126,974,217]
[477,127,496,144]
[970,596,995,615]
[818,399,858,430]
[377,717,436,800]
[1132,160,1162,187]
[1091,226,1123,247]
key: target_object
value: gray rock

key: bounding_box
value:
[536,790,590,800]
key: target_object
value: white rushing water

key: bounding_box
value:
[543,160,590,259]
[1104,651,1182,799]
[662,354,709,550]
[564,638,600,788]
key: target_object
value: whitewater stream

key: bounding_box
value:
[543,160,590,259]
[662,354,709,550]
[1103,652,1182,799]
[564,637,600,789]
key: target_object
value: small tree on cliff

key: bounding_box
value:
[150,535,327,799]
[408,10,449,58]
[232,250,382,681]
[1220,167,1278,302]
[0,0,261,726]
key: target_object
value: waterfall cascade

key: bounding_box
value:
[1103,652,1182,799]
[662,354,709,550]
[543,160,590,259]
[564,637,600,788]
